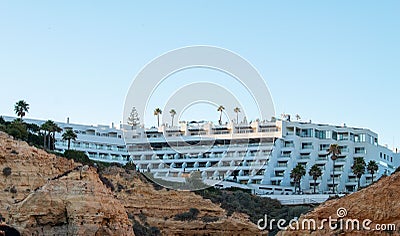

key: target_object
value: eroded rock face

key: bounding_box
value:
[278,173,400,236]
[101,166,263,236]
[0,132,79,221]
[0,132,133,236]
[9,166,133,236]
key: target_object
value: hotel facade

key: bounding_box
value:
[125,120,399,193]
[4,116,399,193]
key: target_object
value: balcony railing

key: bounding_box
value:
[280,154,291,158]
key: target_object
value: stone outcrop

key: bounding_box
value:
[9,166,133,235]
[278,172,400,236]
[0,132,133,235]
[101,166,263,235]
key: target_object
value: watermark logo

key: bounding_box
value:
[257,207,396,232]
[336,207,347,218]
[123,46,275,191]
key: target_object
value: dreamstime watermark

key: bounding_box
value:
[257,207,396,232]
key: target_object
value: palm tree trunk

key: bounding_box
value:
[298,180,301,194]
[294,181,296,194]
[52,132,56,150]
[236,113,239,123]
[332,159,335,194]
[371,173,374,183]
[157,115,160,127]
[219,112,222,124]
[171,115,174,126]
[314,179,316,194]
[358,177,360,190]
[68,139,71,150]
[47,133,51,150]
[43,131,47,149]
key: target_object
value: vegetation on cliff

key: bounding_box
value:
[196,187,313,235]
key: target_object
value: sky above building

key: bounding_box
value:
[0,1,399,149]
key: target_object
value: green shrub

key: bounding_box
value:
[201,215,219,223]
[6,121,28,140]
[132,219,161,236]
[98,174,115,191]
[2,167,12,177]
[10,186,17,194]
[64,150,92,165]
[196,187,313,235]
[124,162,137,171]
[138,212,147,222]
[174,208,200,221]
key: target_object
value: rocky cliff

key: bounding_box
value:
[0,131,261,235]
[0,132,133,235]
[278,172,400,236]
[100,166,262,235]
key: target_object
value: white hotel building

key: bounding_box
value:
[3,116,399,193]
[125,120,399,193]
[3,116,130,163]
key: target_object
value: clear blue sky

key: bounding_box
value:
[0,1,399,149]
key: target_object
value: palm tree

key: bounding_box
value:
[217,105,225,125]
[290,163,306,194]
[309,164,322,194]
[40,121,51,149]
[352,157,366,190]
[154,108,162,127]
[234,107,241,123]
[169,109,176,126]
[41,120,61,150]
[328,144,341,194]
[50,122,62,150]
[14,100,29,120]
[367,160,378,184]
[62,129,77,150]
[295,114,301,121]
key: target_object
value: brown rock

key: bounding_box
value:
[101,166,263,235]
[278,173,400,236]
[9,166,133,236]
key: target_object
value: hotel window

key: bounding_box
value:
[339,145,348,152]
[315,130,326,139]
[338,133,348,141]
[301,142,313,150]
[332,131,337,140]
[359,134,366,142]
[349,133,355,142]
[326,130,332,139]
[299,128,313,138]
[355,147,365,154]
[369,136,374,145]
[319,144,330,151]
